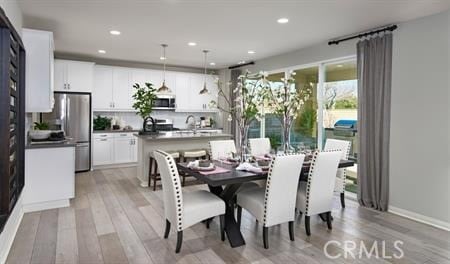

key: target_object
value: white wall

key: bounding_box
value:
[0,1,23,262]
[221,10,450,227]
[390,10,449,224]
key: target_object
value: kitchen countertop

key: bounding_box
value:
[93,130,140,133]
[134,132,232,141]
[25,138,77,149]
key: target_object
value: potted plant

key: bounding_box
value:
[93,115,112,131]
[29,122,51,140]
[209,70,264,161]
[132,82,158,135]
[260,70,311,153]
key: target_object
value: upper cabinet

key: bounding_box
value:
[54,59,94,92]
[93,66,133,111]
[176,73,219,112]
[23,29,54,113]
[92,64,218,112]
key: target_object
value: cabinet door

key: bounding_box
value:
[23,29,54,112]
[93,66,113,110]
[112,67,132,110]
[131,138,138,162]
[175,73,191,110]
[66,61,94,92]
[93,138,113,165]
[190,73,207,110]
[54,59,67,92]
[204,75,219,109]
[113,137,133,163]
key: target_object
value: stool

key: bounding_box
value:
[180,149,207,186]
[149,151,180,191]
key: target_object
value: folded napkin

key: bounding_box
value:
[236,162,263,173]
[187,160,199,168]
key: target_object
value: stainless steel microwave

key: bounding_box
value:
[153,94,176,110]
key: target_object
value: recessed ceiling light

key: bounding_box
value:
[337,64,343,68]
[160,56,166,60]
[110,30,121,35]
[188,42,197,46]
[98,49,106,54]
[248,50,255,54]
[277,18,289,24]
[210,62,216,66]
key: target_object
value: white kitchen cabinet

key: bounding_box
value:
[113,133,136,163]
[93,66,113,110]
[112,67,132,109]
[23,28,55,113]
[93,133,137,166]
[175,73,191,110]
[54,59,94,92]
[131,68,152,87]
[175,73,218,112]
[24,147,75,212]
[93,134,114,165]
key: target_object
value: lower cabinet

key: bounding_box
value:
[93,133,137,166]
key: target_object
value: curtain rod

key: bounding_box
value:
[228,61,255,69]
[328,25,397,45]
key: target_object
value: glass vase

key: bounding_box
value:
[237,124,250,162]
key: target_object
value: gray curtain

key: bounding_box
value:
[357,33,393,211]
[230,69,242,141]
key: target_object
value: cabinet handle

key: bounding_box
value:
[120,134,127,136]
[64,83,67,89]
[100,139,107,141]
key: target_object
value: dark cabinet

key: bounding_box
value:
[0,7,25,233]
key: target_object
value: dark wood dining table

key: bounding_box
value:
[177,159,355,248]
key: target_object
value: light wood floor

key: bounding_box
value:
[6,167,450,264]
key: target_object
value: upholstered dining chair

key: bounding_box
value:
[323,139,351,208]
[249,138,271,156]
[209,139,237,160]
[236,154,305,249]
[296,150,342,236]
[153,150,226,253]
[209,139,260,190]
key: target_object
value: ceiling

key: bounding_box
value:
[19,0,449,69]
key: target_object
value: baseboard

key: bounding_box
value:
[388,206,450,231]
[22,199,70,213]
[93,163,137,170]
[0,195,24,264]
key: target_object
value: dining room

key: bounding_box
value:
[1,1,449,263]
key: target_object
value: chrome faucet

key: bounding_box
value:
[185,115,197,134]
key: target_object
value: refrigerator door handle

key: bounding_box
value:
[66,97,71,136]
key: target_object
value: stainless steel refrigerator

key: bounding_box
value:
[41,92,91,172]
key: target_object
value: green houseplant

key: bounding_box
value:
[132,82,158,134]
[33,122,49,130]
[93,116,112,130]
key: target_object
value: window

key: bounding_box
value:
[290,67,319,150]
[323,60,358,193]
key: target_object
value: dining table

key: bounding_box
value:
[177,158,355,248]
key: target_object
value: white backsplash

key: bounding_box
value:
[94,111,221,130]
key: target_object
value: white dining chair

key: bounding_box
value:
[323,139,351,208]
[236,154,305,249]
[209,139,237,160]
[249,138,271,156]
[153,150,226,253]
[296,150,342,236]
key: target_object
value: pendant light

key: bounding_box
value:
[199,50,209,95]
[157,44,172,93]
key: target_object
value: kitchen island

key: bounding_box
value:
[135,132,233,187]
